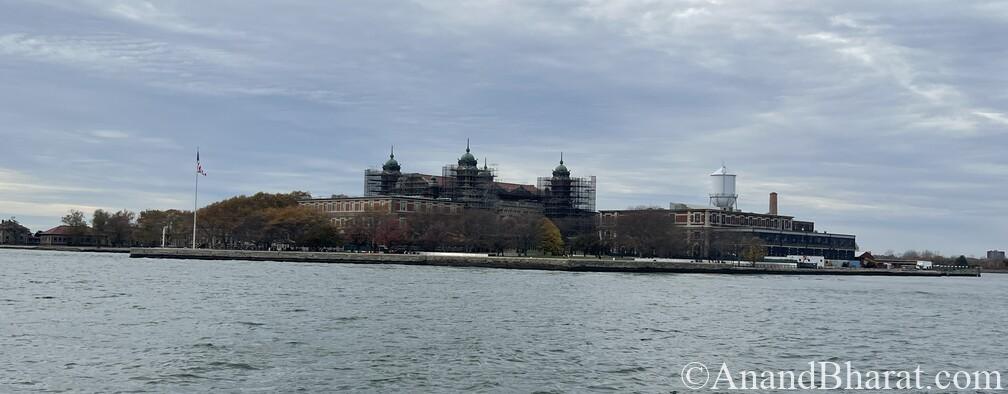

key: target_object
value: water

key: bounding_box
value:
[1,249,1006,392]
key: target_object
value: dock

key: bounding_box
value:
[128,248,982,277]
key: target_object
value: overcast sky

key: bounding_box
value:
[1,1,1006,255]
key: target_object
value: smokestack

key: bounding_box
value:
[769,192,778,216]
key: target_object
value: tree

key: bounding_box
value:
[570,233,605,258]
[408,212,456,252]
[955,255,969,267]
[612,210,685,258]
[741,236,767,263]
[299,219,342,249]
[62,209,89,236]
[373,215,407,251]
[709,231,744,262]
[258,205,333,250]
[62,209,88,227]
[107,210,136,247]
[139,209,193,247]
[508,214,543,256]
[537,218,564,256]
[192,191,317,249]
[92,209,110,237]
[459,209,498,253]
[342,207,390,251]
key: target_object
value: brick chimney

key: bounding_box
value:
[769,192,778,216]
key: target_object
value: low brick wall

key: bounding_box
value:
[128,248,981,277]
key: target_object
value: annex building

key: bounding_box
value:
[598,167,857,260]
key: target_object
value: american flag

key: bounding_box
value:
[196,150,207,176]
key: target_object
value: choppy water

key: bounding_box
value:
[1,249,1006,392]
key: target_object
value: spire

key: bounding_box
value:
[483,157,488,170]
[553,152,570,177]
[382,145,400,172]
[458,138,477,167]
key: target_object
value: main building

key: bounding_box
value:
[300,141,597,232]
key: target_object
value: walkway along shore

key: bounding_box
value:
[129,248,982,277]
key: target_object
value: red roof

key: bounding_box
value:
[494,182,539,194]
[40,225,89,235]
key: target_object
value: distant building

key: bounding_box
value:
[600,199,856,260]
[988,250,1006,262]
[364,143,594,214]
[316,142,597,234]
[599,165,857,260]
[38,226,107,247]
[1,219,33,245]
[300,195,464,230]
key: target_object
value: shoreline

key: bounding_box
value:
[0,245,130,253]
[128,248,982,277]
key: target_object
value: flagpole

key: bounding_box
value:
[193,148,199,249]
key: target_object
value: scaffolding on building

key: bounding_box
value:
[362,146,597,219]
[365,169,443,198]
[537,175,597,217]
[364,169,386,196]
[441,164,497,209]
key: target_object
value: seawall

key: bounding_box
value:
[1,245,130,253]
[129,248,982,277]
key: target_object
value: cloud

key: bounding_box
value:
[0,1,1006,254]
[0,168,101,194]
[102,1,248,38]
[90,130,129,139]
[973,110,1008,126]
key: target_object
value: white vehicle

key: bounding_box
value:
[788,255,825,268]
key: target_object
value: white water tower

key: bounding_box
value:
[709,164,738,210]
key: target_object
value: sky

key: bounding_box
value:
[1,0,1006,255]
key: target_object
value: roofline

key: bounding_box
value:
[300,195,461,203]
[717,227,856,238]
[669,207,796,219]
[599,208,796,219]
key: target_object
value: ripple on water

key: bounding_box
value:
[207,361,259,371]
[1,249,1006,392]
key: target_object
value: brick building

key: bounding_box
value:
[599,194,857,260]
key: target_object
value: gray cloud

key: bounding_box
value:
[0,0,1005,255]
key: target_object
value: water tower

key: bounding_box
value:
[709,164,738,210]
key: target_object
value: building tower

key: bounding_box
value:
[445,139,494,208]
[380,145,401,194]
[546,153,573,216]
[709,164,738,210]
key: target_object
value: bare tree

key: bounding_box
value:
[612,210,685,258]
